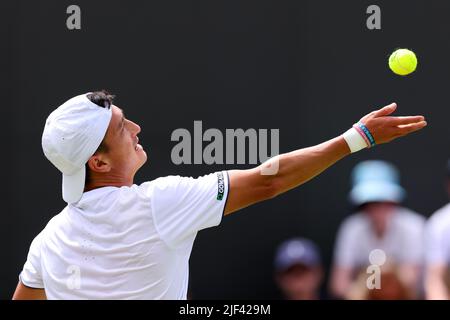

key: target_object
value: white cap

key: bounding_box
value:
[42,93,112,204]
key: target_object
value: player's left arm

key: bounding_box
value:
[225,135,349,215]
[224,103,426,215]
[12,281,47,300]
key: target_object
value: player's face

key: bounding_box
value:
[102,106,147,176]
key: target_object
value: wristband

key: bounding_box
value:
[353,124,371,147]
[355,122,376,147]
[342,127,369,153]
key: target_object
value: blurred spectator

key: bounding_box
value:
[424,159,450,300]
[274,238,323,300]
[330,160,425,299]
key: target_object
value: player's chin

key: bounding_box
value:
[133,154,147,173]
[131,145,148,165]
[139,149,148,165]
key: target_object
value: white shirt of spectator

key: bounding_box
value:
[333,207,425,269]
[19,171,229,299]
[425,203,450,265]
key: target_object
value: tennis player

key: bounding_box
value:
[13,91,426,299]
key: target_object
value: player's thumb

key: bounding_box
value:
[374,103,397,117]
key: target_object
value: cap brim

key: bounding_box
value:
[349,181,405,206]
[62,166,86,204]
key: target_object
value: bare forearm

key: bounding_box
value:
[262,136,350,196]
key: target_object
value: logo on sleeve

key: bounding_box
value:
[217,172,225,201]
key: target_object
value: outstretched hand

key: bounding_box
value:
[359,103,427,145]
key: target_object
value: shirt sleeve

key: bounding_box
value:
[141,171,229,248]
[19,231,45,289]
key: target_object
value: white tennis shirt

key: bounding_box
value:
[19,171,229,299]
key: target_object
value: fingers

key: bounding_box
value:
[389,115,425,125]
[397,120,428,134]
[374,103,397,117]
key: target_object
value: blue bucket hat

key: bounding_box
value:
[349,160,406,206]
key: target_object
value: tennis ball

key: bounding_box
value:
[388,49,418,76]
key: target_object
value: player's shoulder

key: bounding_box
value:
[144,175,187,187]
[138,172,222,193]
[40,207,68,234]
[27,210,65,250]
[138,175,186,193]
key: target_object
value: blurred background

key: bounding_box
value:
[1,0,449,299]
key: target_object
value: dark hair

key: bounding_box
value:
[87,90,115,154]
[87,90,115,110]
[85,90,115,186]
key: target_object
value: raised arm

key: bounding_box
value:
[224,103,426,215]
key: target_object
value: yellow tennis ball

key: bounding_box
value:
[389,49,418,76]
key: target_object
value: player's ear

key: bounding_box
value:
[87,154,111,173]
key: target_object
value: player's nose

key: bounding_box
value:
[130,120,141,135]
